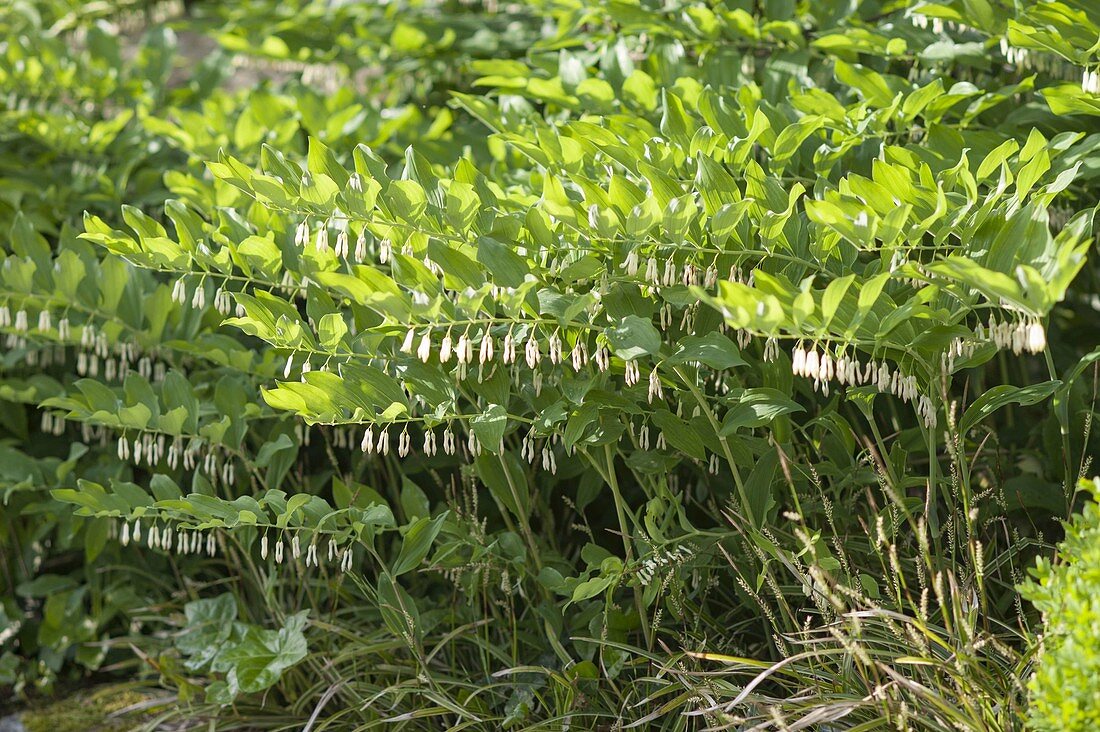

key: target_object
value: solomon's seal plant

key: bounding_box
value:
[1,0,1099,728]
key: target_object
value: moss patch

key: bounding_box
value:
[20,684,157,732]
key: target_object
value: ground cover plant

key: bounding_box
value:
[1,0,1099,729]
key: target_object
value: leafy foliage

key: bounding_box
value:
[1,0,1099,728]
[1023,478,1100,732]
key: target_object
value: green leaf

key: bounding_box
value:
[669,333,746,370]
[476,452,529,519]
[651,409,705,460]
[386,180,428,222]
[623,69,657,110]
[854,272,891,329]
[400,478,429,521]
[771,115,824,163]
[476,236,529,287]
[471,404,508,453]
[236,235,282,275]
[219,612,309,693]
[317,313,348,351]
[745,448,779,525]
[445,181,480,232]
[177,594,238,670]
[571,575,614,603]
[958,381,1060,433]
[835,60,896,107]
[927,256,1036,312]
[821,274,855,330]
[721,389,804,434]
[377,574,420,641]
[427,239,484,288]
[392,512,448,576]
[300,173,340,207]
[606,315,662,360]
[307,137,349,189]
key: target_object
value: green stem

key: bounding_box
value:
[672,365,756,527]
[587,445,652,650]
[1044,346,1073,498]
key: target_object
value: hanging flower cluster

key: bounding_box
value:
[998,38,1030,67]
[520,427,563,474]
[39,411,66,436]
[791,343,937,428]
[172,272,247,319]
[909,14,945,34]
[260,530,354,571]
[0,304,71,368]
[980,315,1046,355]
[622,251,718,292]
[119,519,218,557]
[994,35,1094,83]
[1082,67,1100,95]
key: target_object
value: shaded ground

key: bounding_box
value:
[1,684,179,732]
[0,715,25,732]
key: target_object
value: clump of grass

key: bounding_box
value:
[633,434,1048,731]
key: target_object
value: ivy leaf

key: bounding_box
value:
[220,611,309,693]
[176,594,238,671]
